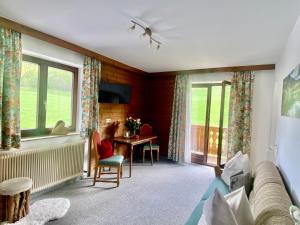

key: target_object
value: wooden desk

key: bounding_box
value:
[112,135,157,177]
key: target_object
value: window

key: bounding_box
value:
[21,55,78,137]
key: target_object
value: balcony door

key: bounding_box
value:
[190,81,231,166]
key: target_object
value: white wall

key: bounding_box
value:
[251,70,275,168]
[270,16,300,205]
[23,35,84,68]
[188,71,275,170]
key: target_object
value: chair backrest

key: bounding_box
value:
[140,124,153,136]
[92,130,101,160]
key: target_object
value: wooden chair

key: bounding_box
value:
[92,130,124,187]
[140,124,160,163]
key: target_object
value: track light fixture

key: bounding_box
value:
[128,20,161,50]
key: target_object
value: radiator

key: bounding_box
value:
[0,140,85,193]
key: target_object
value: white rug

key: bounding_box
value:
[1,198,70,225]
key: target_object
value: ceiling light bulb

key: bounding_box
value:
[139,31,147,39]
[149,39,153,48]
[128,24,135,33]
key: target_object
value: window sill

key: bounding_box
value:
[21,132,81,142]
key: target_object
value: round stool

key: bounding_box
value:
[0,177,32,223]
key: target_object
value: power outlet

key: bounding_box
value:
[105,118,112,123]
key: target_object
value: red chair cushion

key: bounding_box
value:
[97,139,113,160]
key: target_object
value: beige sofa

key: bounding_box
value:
[249,161,294,225]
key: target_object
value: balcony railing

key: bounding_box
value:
[191,125,228,157]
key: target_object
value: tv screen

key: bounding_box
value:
[99,82,132,104]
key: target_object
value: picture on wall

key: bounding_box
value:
[282,64,300,118]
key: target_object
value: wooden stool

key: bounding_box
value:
[0,177,32,223]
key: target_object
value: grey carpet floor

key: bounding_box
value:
[37,161,213,225]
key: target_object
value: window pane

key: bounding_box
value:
[46,67,73,128]
[191,88,207,125]
[207,86,222,165]
[221,84,231,165]
[191,87,208,155]
[20,61,39,129]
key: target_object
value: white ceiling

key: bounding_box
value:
[0,0,300,72]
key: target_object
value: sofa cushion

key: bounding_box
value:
[185,201,205,225]
[221,151,250,186]
[263,216,294,225]
[225,187,254,225]
[253,161,284,194]
[255,161,276,175]
[199,190,238,225]
[253,183,293,225]
[185,177,229,225]
[201,177,229,201]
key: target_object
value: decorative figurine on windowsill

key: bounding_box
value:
[51,120,69,135]
[290,205,300,225]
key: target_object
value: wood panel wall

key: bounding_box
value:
[100,63,147,139]
[91,66,175,173]
[144,76,175,157]
[89,63,147,174]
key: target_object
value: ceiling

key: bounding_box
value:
[0,0,300,73]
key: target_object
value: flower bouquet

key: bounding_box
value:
[125,117,141,138]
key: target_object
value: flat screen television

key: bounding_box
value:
[99,82,132,104]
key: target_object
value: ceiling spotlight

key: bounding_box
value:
[128,24,136,33]
[128,20,162,50]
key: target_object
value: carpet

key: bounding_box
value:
[34,161,214,225]
[2,198,70,225]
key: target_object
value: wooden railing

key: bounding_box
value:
[191,125,228,156]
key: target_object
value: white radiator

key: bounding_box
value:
[0,140,85,193]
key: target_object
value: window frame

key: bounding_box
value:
[21,54,78,137]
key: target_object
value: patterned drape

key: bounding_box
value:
[168,75,188,162]
[80,56,101,137]
[0,27,22,150]
[227,71,254,156]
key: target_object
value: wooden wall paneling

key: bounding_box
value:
[150,64,275,76]
[144,76,175,157]
[89,63,147,174]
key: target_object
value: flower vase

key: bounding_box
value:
[131,130,139,139]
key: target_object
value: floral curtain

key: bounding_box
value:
[80,56,101,137]
[227,71,254,156]
[0,27,22,150]
[168,75,188,162]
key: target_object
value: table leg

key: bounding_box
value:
[150,141,153,165]
[130,145,133,177]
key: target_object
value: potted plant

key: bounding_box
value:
[125,117,141,137]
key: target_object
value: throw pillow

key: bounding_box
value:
[221,151,250,185]
[98,139,113,160]
[225,187,254,225]
[230,172,251,195]
[198,190,238,225]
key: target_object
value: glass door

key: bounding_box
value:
[218,81,231,165]
[191,81,231,166]
[190,86,209,164]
